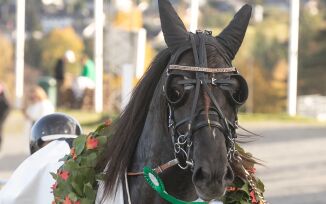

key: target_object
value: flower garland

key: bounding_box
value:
[51,121,265,204]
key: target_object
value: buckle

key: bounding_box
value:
[211,77,217,85]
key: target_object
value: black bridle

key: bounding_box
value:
[163,30,246,170]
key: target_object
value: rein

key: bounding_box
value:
[127,159,179,176]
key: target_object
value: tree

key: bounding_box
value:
[0,33,13,80]
[41,27,84,75]
[0,33,14,99]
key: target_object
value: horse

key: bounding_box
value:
[98,0,252,203]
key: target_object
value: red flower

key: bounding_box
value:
[86,136,99,149]
[247,167,256,174]
[51,182,57,190]
[64,196,72,204]
[59,170,70,181]
[250,190,257,204]
[70,148,77,160]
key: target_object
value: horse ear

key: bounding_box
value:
[216,4,252,60]
[158,0,189,49]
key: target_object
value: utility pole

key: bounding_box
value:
[190,0,199,32]
[94,0,104,113]
[287,0,300,116]
[15,0,25,108]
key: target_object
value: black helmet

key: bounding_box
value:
[30,113,82,154]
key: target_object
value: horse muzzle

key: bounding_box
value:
[192,163,234,200]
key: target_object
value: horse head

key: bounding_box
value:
[159,0,251,200]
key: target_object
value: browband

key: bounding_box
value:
[169,65,237,73]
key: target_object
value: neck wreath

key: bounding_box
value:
[51,121,266,204]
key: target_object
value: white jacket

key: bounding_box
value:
[0,140,69,204]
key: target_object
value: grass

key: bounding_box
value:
[238,113,324,124]
[4,109,324,137]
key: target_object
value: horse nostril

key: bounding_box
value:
[193,167,210,183]
[224,165,234,183]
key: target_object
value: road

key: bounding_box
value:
[241,122,326,204]
[0,114,325,203]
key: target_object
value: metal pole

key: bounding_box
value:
[287,0,300,116]
[15,0,25,108]
[135,28,146,79]
[94,0,104,113]
[190,0,199,32]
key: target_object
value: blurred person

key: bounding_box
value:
[54,50,76,106]
[81,54,95,82]
[0,113,82,204]
[0,82,10,150]
[22,86,55,130]
[72,54,95,101]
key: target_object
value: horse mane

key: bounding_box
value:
[97,48,171,198]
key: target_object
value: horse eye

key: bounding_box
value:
[168,87,183,102]
[165,74,190,105]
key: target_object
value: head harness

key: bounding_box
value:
[163,30,248,169]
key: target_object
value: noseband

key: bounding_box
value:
[164,31,244,170]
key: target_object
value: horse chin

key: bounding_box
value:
[194,185,226,201]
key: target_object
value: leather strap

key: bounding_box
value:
[169,65,237,73]
[127,159,179,176]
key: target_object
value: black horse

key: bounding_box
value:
[98,0,252,203]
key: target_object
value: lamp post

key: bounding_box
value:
[15,0,25,108]
[287,0,300,116]
[190,0,199,32]
[94,0,104,113]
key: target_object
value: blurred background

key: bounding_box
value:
[0,0,325,203]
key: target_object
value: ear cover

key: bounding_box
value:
[158,0,190,49]
[216,4,252,60]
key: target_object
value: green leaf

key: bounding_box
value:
[86,152,98,167]
[256,178,265,193]
[233,177,245,188]
[80,198,94,204]
[71,181,83,196]
[95,173,106,181]
[74,135,87,155]
[240,181,249,194]
[68,192,78,202]
[59,154,70,162]
[97,136,108,146]
[83,182,96,201]
[64,160,80,171]
[50,172,58,180]
[240,199,250,204]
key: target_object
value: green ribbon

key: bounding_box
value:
[143,166,208,204]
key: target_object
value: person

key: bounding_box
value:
[0,82,10,150]
[72,55,96,102]
[81,54,95,82]
[0,113,82,203]
[22,85,55,130]
[54,50,76,106]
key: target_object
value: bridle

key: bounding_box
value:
[128,30,248,175]
[163,30,244,170]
